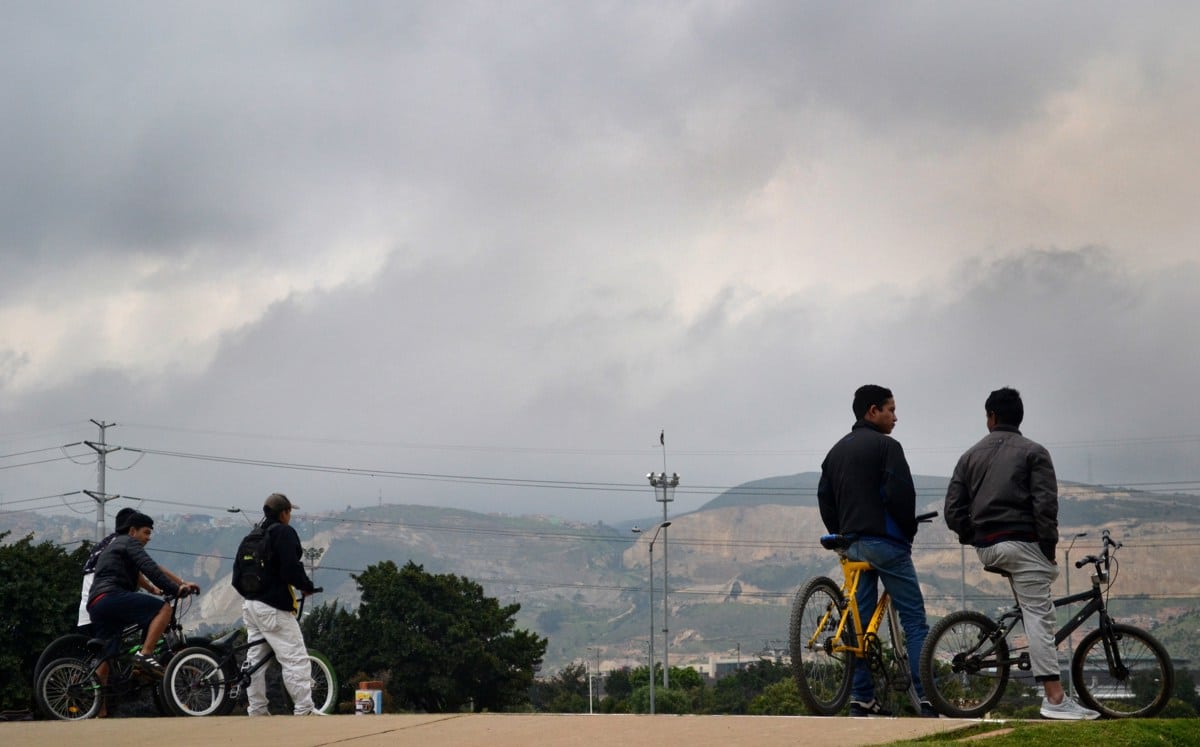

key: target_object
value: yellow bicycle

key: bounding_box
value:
[789,511,938,716]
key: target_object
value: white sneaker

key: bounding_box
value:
[1040,696,1100,720]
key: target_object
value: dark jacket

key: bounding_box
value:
[944,425,1059,556]
[88,534,179,603]
[256,517,317,613]
[818,420,919,545]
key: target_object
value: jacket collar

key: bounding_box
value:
[851,419,885,434]
[992,424,1022,435]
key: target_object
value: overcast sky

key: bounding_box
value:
[3,1,1199,524]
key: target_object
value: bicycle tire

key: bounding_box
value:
[919,610,1009,718]
[1071,623,1173,718]
[789,576,852,715]
[163,646,237,717]
[307,649,339,714]
[34,634,91,685]
[35,657,102,721]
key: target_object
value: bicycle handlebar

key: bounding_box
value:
[916,511,939,523]
[1074,530,1121,572]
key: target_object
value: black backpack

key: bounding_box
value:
[232,521,273,598]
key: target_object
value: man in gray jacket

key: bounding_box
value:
[944,387,1098,720]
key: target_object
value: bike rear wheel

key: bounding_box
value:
[789,576,852,715]
[34,634,90,686]
[163,646,238,717]
[920,610,1009,718]
[35,657,102,720]
[1071,623,1173,718]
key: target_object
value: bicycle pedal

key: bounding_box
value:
[1017,653,1031,671]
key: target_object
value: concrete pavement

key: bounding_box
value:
[1,713,980,746]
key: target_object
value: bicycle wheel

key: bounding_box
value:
[307,649,339,714]
[35,657,102,720]
[870,603,913,716]
[920,611,1009,718]
[1071,623,1173,718]
[789,576,852,715]
[163,646,237,717]
[34,634,90,685]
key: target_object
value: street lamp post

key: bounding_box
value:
[586,646,602,714]
[1062,531,1087,697]
[647,472,678,689]
[632,520,671,714]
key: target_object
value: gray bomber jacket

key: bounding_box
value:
[943,425,1059,554]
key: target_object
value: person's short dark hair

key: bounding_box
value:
[852,385,894,420]
[986,387,1024,427]
[114,507,138,532]
[263,492,298,518]
[126,511,154,530]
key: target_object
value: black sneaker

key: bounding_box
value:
[132,652,165,678]
[919,701,939,718]
[848,699,893,717]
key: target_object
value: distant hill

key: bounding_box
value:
[696,471,950,511]
[5,473,1199,675]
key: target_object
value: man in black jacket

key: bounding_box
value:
[237,493,322,716]
[944,387,1098,720]
[817,385,935,717]
[87,511,200,676]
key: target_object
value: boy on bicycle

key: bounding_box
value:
[818,385,937,717]
[944,387,1099,720]
[87,511,201,676]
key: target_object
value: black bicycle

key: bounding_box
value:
[919,530,1173,718]
[161,590,338,716]
[34,593,198,720]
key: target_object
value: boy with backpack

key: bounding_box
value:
[232,493,323,716]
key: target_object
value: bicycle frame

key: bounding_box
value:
[950,549,1116,674]
[806,556,892,659]
[209,589,322,697]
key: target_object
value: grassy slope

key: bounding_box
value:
[887,718,1200,746]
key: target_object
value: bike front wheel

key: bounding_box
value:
[789,576,852,715]
[35,657,101,720]
[920,610,1010,718]
[163,646,238,717]
[1071,623,1173,718]
[307,649,339,714]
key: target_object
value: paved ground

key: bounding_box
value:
[1,713,981,746]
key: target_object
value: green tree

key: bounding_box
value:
[0,532,89,710]
[327,560,546,713]
[705,660,792,714]
[528,661,589,712]
[603,666,633,701]
[748,678,804,715]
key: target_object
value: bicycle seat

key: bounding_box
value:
[983,565,1012,579]
[820,533,856,551]
[86,636,121,660]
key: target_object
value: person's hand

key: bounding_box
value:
[1039,540,1057,564]
[182,582,201,596]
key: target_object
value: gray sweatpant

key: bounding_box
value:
[977,541,1061,681]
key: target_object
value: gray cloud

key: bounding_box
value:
[2,3,1199,522]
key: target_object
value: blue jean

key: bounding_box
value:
[848,537,929,701]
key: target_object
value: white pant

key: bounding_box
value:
[977,541,1062,680]
[242,599,315,715]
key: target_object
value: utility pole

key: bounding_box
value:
[84,419,121,541]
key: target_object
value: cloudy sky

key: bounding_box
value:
[3,1,1199,524]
